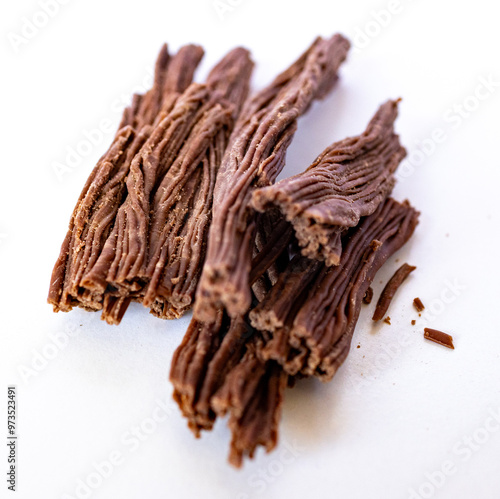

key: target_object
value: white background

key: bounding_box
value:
[1,1,500,498]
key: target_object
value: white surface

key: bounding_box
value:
[1,1,500,498]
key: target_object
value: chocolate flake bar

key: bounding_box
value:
[48,44,204,314]
[73,48,253,323]
[252,100,406,266]
[194,34,350,323]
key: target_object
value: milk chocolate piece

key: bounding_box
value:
[251,198,419,380]
[252,100,406,266]
[48,45,204,314]
[194,34,350,323]
[171,213,290,465]
[211,346,287,467]
[413,297,425,312]
[79,48,253,323]
[424,328,454,349]
[372,263,416,322]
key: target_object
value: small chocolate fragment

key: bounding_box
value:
[424,328,454,349]
[413,297,425,312]
[411,320,416,325]
[372,263,416,321]
[384,316,391,325]
[363,287,374,304]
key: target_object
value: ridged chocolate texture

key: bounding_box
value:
[250,198,419,380]
[48,45,204,313]
[252,100,406,266]
[49,47,254,324]
[211,346,287,468]
[194,34,351,323]
[170,211,290,466]
[85,48,253,324]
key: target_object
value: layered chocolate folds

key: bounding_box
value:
[194,35,351,322]
[49,36,421,468]
[49,46,254,323]
[252,99,406,266]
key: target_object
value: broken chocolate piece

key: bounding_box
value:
[424,328,454,349]
[413,297,425,312]
[372,263,416,322]
[211,347,287,467]
[48,45,205,314]
[363,287,374,304]
[252,100,406,266]
[251,198,419,380]
[80,49,253,324]
[194,34,350,323]
[384,316,391,325]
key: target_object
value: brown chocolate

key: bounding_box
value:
[251,198,419,380]
[67,48,253,324]
[363,287,374,304]
[48,45,204,315]
[424,328,454,349]
[372,263,416,322]
[252,100,406,266]
[413,297,425,312]
[194,35,351,323]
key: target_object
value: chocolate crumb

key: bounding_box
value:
[363,287,374,304]
[384,316,391,325]
[411,320,416,325]
[373,263,416,321]
[413,297,425,312]
[356,344,360,349]
[424,328,454,349]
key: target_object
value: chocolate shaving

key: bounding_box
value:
[424,328,454,349]
[252,100,406,266]
[194,34,350,323]
[413,297,425,312]
[372,263,416,321]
